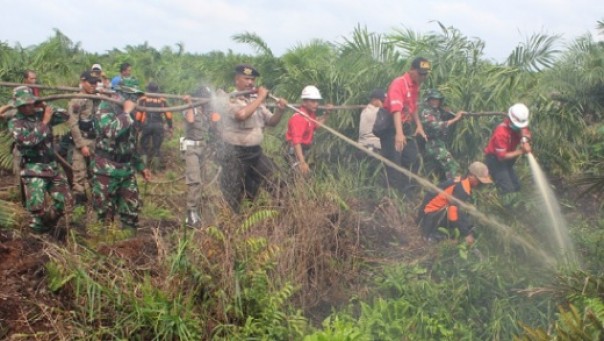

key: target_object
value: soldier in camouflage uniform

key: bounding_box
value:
[8,89,72,233]
[68,70,102,205]
[91,78,151,229]
[418,89,465,181]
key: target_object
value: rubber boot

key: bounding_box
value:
[185,209,202,228]
[74,192,87,206]
[42,208,59,228]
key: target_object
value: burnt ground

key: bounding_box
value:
[0,163,180,339]
[0,230,56,339]
[1,162,600,339]
[0,164,431,340]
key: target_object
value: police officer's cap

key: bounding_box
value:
[80,70,100,84]
[235,64,260,77]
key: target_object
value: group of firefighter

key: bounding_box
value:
[1,58,533,245]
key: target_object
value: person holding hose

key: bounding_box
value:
[219,64,288,213]
[483,103,532,194]
[358,89,385,153]
[136,82,173,170]
[417,89,465,181]
[8,89,72,234]
[181,86,214,228]
[91,79,151,231]
[417,161,493,245]
[284,85,331,176]
[67,70,102,205]
[380,57,430,197]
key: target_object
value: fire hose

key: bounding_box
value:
[0,82,255,113]
[267,92,555,266]
[1,82,552,263]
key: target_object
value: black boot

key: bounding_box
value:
[74,192,88,206]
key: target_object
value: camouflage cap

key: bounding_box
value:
[115,78,144,95]
[13,88,38,107]
[425,88,445,100]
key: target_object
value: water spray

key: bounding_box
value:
[526,153,577,264]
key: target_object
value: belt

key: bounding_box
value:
[183,139,204,147]
[81,131,96,139]
[95,149,132,163]
[22,155,54,164]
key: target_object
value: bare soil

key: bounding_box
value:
[1,165,598,339]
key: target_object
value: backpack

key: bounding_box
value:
[372,107,394,138]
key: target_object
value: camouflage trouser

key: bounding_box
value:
[185,145,205,211]
[92,172,140,228]
[72,139,95,194]
[21,172,71,233]
[424,139,460,181]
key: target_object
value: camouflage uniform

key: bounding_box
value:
[91,89,145,229]
[6,86,38,180]
[67,97,100,202]
[419,105,460,180]
[8,91,72,233]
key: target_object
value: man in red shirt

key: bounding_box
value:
[484,103,532,194]
[381,57,430,196]
[285,85,330,176]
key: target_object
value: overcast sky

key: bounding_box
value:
[1,0,602,64]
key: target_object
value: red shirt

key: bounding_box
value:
[484,118,530,160]
[285,107,317,146]
[383,72,420,122]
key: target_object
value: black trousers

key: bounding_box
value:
[418,209,448,237]
[485,154,521,194]
[378,124,420,195]
[219,143,278,213]
[140,122,164,159]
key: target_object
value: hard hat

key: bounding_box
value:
[508,103,529,128]
[425,88,445,101]
[300,85,322,100]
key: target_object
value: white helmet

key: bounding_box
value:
[508,103,529,128]
[300,85,322,100]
